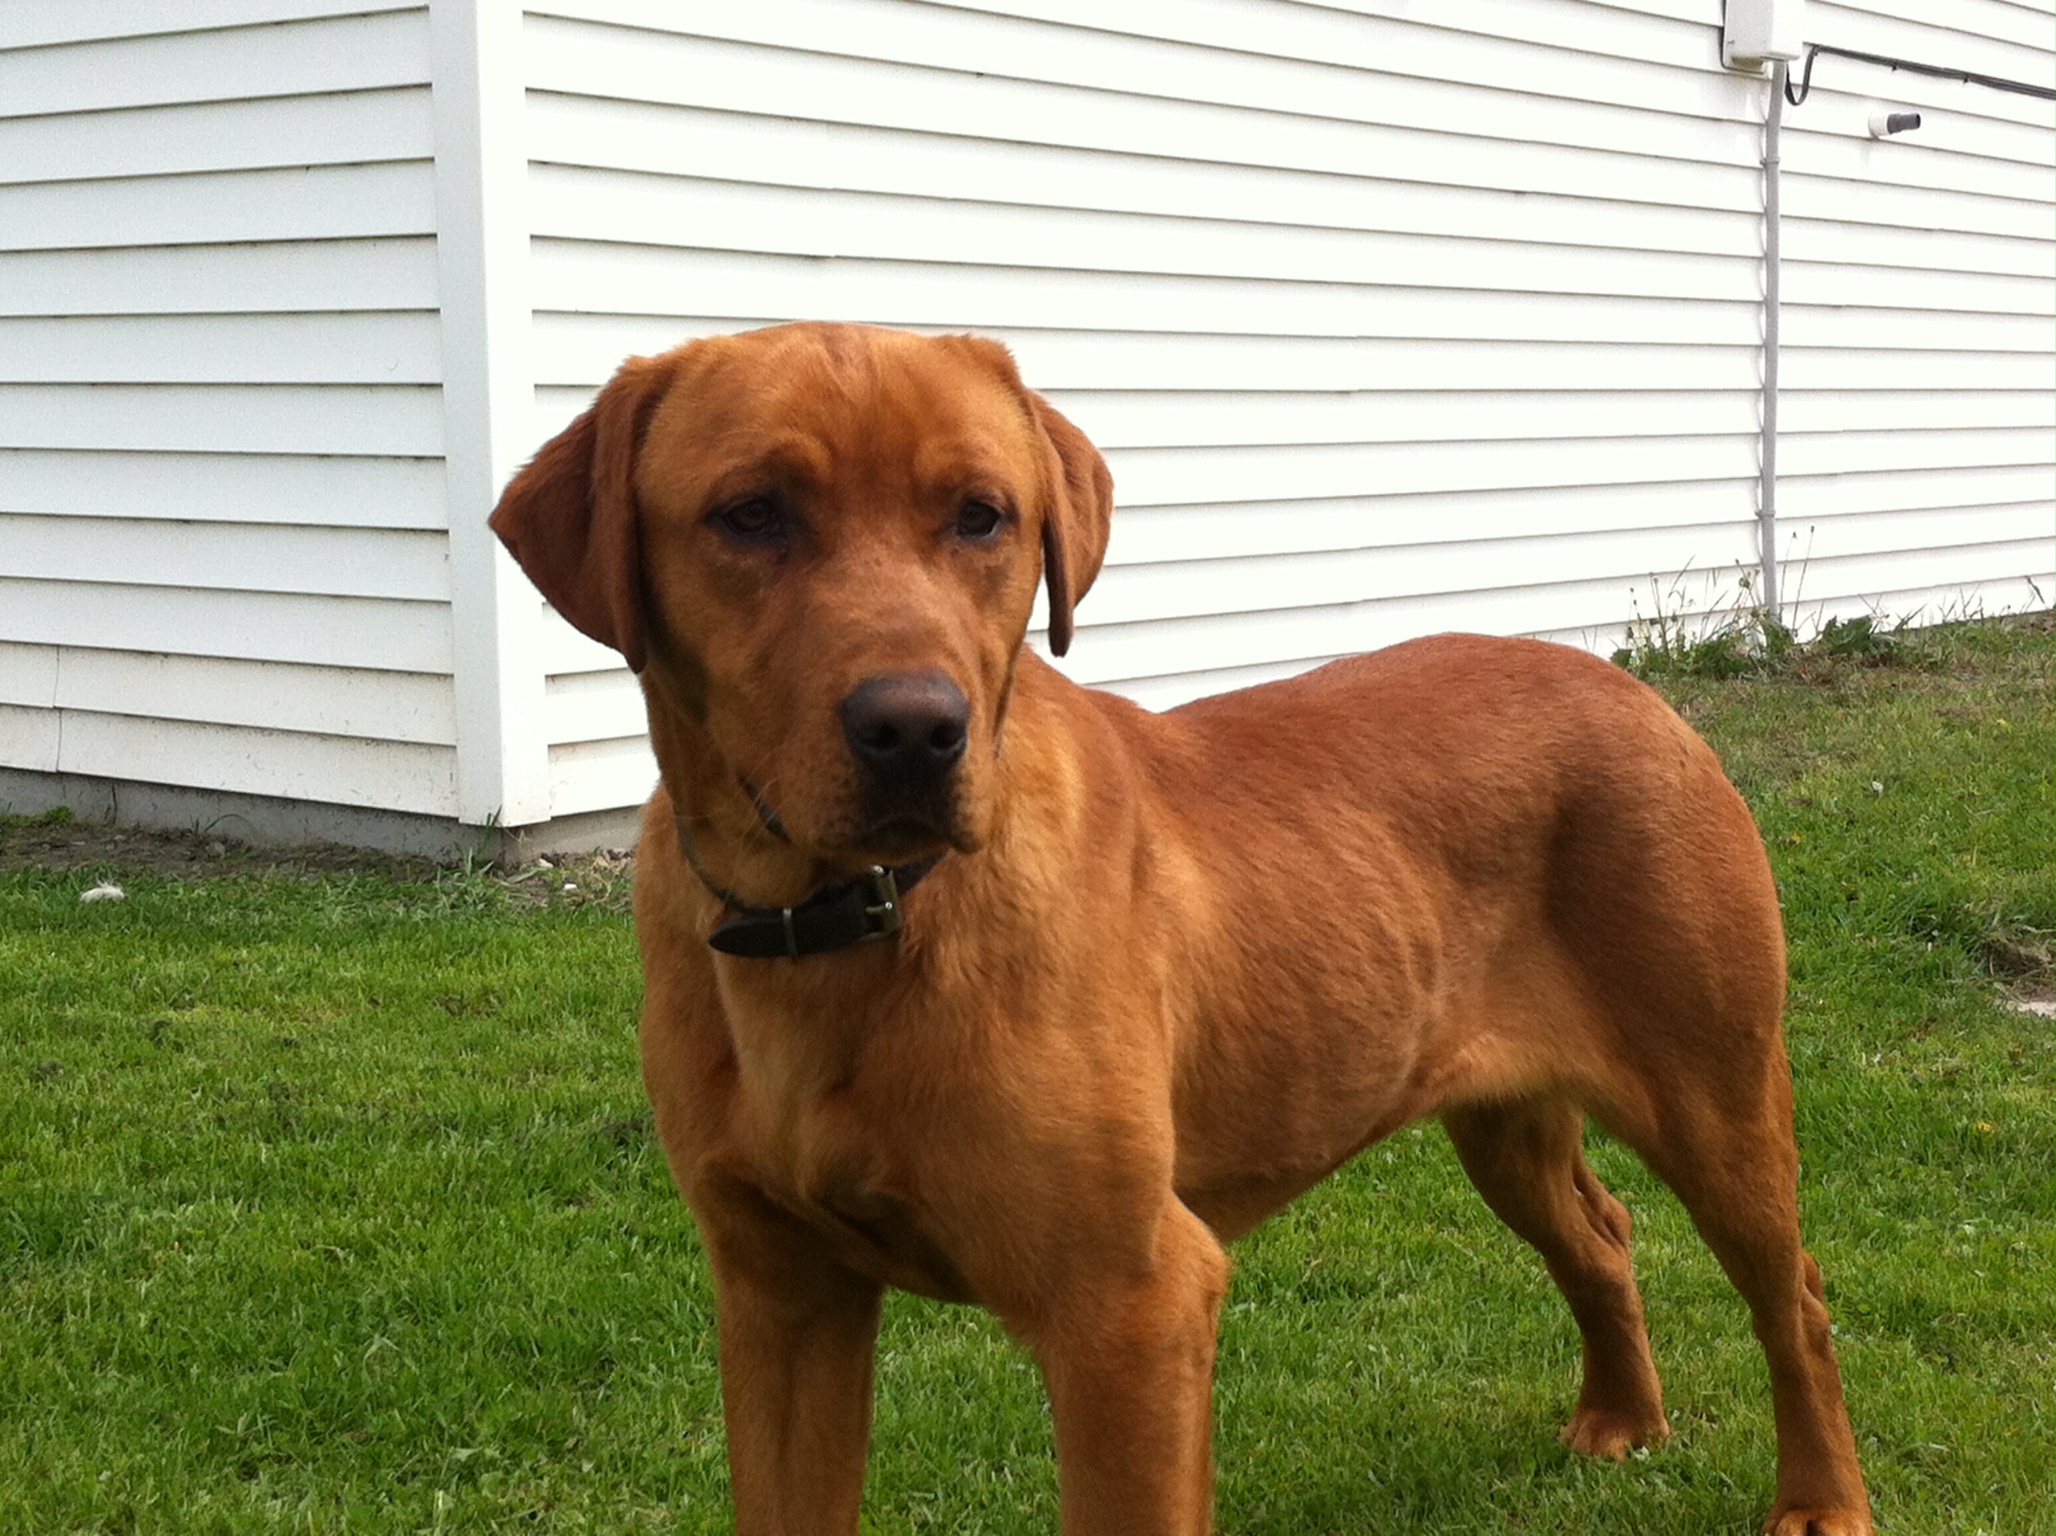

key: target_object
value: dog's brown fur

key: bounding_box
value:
[491,322,1870,1535]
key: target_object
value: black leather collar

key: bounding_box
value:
[705,856,942,960]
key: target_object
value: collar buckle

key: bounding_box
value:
[859,864,903,941]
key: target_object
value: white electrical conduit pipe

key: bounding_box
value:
[1757,61,1784,621]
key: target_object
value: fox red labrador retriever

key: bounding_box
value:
[491,321,1869,1535]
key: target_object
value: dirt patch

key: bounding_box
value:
[0,813,638,912]
[495,847,638,911]
[1985,931,2053,982]
[0,815,448,882]
[1993,929,2056,1016]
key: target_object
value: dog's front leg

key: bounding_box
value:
[1025,1200,1230,1536]
[695,1177,885,1536]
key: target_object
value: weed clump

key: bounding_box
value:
[1612,605,1796,682]
[1612,589,2048,687]
[1814,614,1898,663]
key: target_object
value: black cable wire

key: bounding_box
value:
[1785,43,2056,106]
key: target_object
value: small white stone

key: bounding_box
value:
[79,882,126,903]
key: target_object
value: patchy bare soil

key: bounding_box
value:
[1988,930,2056,1014]
[0,815,638,913]
[0,817,443,883]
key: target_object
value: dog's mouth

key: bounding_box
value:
[844,756,980,862]
[849,811,978,863]
[734,772,975,866]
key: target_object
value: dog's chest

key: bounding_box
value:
[799,1182,977,1303]
[754,1149,977,1304]
[727,1047,977,1303]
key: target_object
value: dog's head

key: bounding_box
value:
[491,322,1112,872]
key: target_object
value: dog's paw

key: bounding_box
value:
[1763,1508,1872,1536]
[1559,1405,1669,1461]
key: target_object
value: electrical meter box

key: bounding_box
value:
[1723,0,1806,69]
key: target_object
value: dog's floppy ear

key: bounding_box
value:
[489,354,676,674]
[1028,392,1113,658]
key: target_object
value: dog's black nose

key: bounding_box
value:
[840,673,970,780]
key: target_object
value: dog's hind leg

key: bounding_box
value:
[1442,1096,1669,1458]
[1613,1055,1873,1536]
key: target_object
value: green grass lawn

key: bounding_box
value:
[2,616,2048,1535]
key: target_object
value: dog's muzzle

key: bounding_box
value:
[839,672,969,842]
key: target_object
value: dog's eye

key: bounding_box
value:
[712,498,784,542]
[955,500,1004,541]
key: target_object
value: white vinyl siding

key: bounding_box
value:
[1771,3,2054,644]
[0,4,456,816]
[516,0,2050,781]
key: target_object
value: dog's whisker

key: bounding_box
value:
[737,774,791,843]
